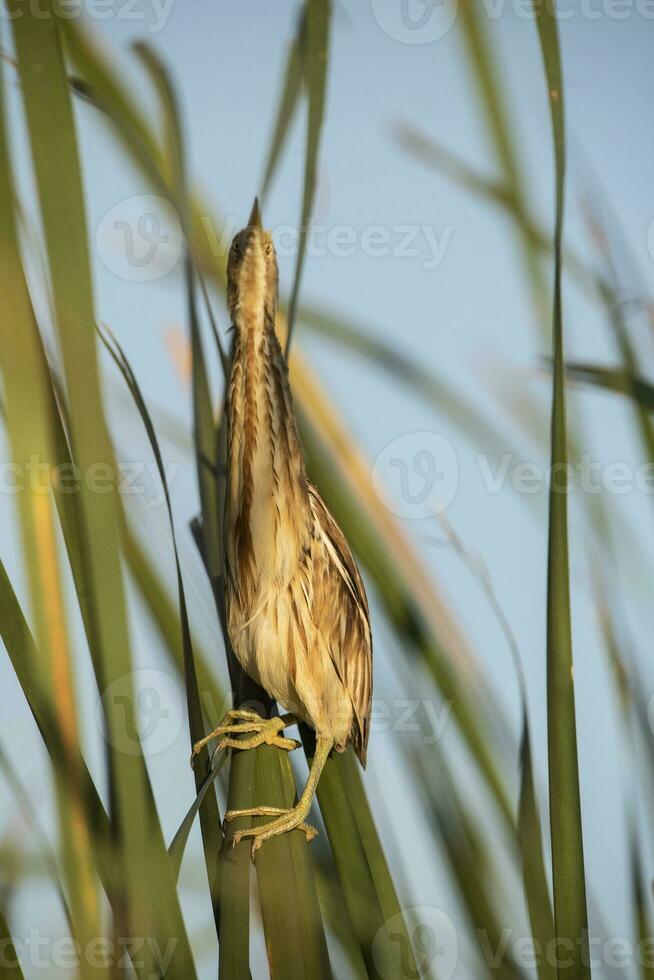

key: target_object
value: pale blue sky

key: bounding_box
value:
[2,2,654,976]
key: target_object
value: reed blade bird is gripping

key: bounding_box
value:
[191,199,372,856]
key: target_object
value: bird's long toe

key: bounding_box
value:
[190,713,300,767]
[227,804,318,859]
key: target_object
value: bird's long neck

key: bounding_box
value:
[226,303,311,588]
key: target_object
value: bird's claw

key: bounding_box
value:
[225,805,318,859]
[190,712,300,768]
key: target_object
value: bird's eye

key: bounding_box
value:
[264,241,273,256]
[232,240,241,256]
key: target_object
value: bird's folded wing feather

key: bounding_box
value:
[308,482,372,763]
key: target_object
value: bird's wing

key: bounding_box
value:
[307,482,372,765]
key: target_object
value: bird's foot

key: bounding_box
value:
[190,711,300,767]
[224,804,318,859]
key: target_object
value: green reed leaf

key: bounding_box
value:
[10,6,196,972]
[0,906,24,979]
[535,8,591,975]
[0,35,101,971]
[99,325,223,929]
[261,9,306,199]
[284,0,330,356]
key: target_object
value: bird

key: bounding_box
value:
[191,198,372,856]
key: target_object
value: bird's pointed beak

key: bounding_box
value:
[248,197,262,229]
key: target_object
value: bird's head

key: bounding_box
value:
[227,197,278,328]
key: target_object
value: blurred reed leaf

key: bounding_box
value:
[285,0,330,356]
[0,557,146,975]
[10,5,197,973]
[121,521,226,727]
[0,907,24,979]
[397,58,624,573]
[517,718,557,980]
[401,4,628,604]
[314,871,369,980]
[412,744,524,980]
[299,304,516,462]
[99,325,223,928]
[458,1,548,332]
[592,576,654,979]
[168,756,226,880]
[629,815,654,980]
[0,548,204,980]
[394,121,599,303]
[394,121,513,208]
[305,736,410,978]
[565,361,654,411]
[0,740,72,931]
[0,36,100,971]
[296,396,513,828]
[433,519,555,980]
[583,205,654,466]
[261,7,306,200]
[536,9,591,975]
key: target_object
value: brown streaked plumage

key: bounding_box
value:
[191,199,372,855]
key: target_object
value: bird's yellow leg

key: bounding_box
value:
[226,736,334,858]
[190,711,300,767]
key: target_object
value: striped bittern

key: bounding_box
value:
[192,199,372,856]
